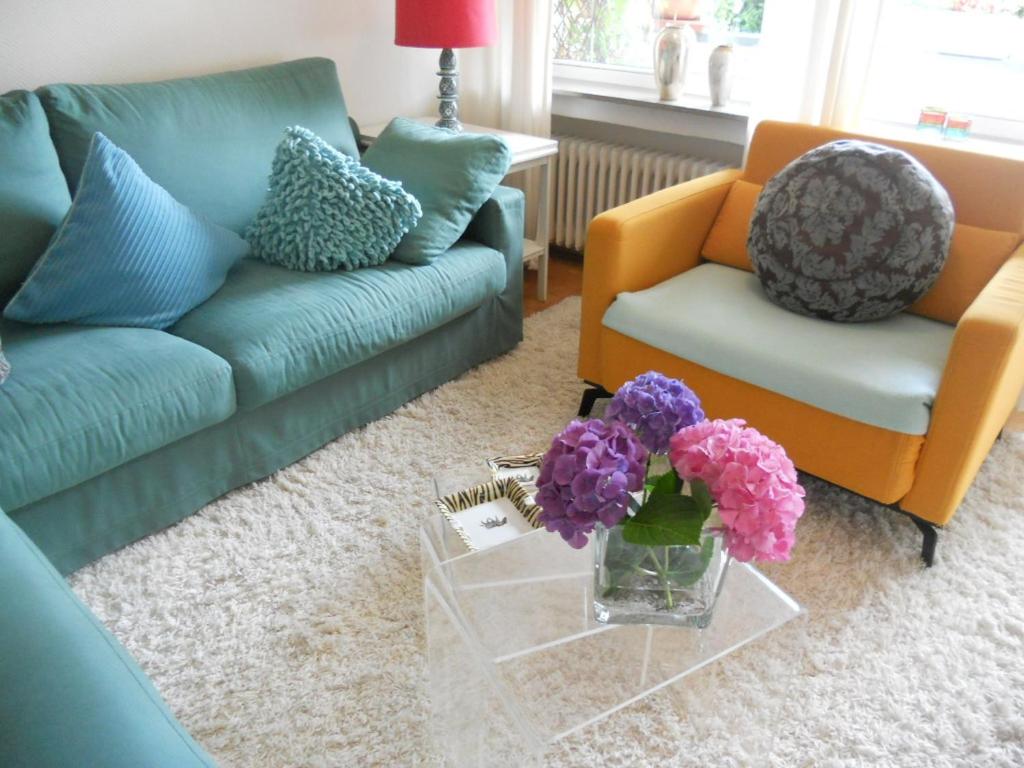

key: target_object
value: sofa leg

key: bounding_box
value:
[907,514,939,567]
[578,384,612,417]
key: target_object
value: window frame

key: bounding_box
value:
[858,2,1024,146]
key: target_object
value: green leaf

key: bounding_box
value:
[622,494,704,546]
[689,478,714,517]
[603,527,648,572]
[600,529,649,597]
[663,536,717,587]
[648,467,683,497]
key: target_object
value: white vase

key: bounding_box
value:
[654,24,693,101]
[708,44,734,107]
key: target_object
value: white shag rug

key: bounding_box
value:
[71,297,1024,768]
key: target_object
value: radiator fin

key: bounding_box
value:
[551,136,732,251]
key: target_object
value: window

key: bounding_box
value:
[553,0,765,104]
[861,1,1024,144]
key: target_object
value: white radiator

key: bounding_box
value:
[551,136,731,251]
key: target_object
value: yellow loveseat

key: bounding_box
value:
[578,120,1024,564]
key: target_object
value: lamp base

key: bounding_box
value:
[436,47,462,132]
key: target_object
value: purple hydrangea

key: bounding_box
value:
[606,371,705,455]
[535,419,648,548]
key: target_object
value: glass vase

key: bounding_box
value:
[593,523,730,628]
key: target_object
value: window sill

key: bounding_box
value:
[862,120,1024,162]
[552,79,749,146]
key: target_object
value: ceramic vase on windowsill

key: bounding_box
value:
[708,44,734,107]
[654,22,696,101]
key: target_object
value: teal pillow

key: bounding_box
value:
[4,133,249,330]
[0,91,73,304]
[246,126,421,271]
[0,338,8,384]
[362,118,511,264]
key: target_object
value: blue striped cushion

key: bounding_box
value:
[3,133,249,330]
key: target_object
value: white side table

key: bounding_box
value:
[359,118,559,301]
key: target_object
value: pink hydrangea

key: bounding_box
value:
[669,419,805,563]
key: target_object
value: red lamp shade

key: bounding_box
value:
[395,0,497,49]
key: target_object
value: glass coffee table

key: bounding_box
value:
[420,514,805,766]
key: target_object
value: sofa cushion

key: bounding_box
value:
[602,263,955,435]
[171,242,508,410]
[700,179,761,272]
[0,91,72,303]
[37,58,358,234]
[0,321,235,511]
[908,225,1020,324]
[702,180,1021,325]
[748,140,954,323]
[246,126,421,271]
[0,511,216,767]
[5,133,249,330]
[362,118,512,265]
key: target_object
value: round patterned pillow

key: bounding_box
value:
[747,139,954,322]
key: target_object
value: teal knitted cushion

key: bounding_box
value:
[246,126,421,272]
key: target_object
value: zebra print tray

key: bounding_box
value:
[486,452,544,484]
[434,477,543,552]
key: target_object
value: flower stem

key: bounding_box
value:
[663,546,675,609]
[645,547,675,610]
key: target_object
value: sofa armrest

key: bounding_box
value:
[578,169,741,383]
[901,244,1024,525]
[464,185,526,267]
[462,186,526,345]
[0,511,216,767]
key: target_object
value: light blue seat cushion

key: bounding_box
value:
[37,58,358,234]
[362,118,511,265]
[0,320,235,511]
[603,263,955,435]
[171,241,508,410]
[0,511,216,767]
[4,133,249,330]
[247,126,421,271]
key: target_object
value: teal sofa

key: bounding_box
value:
[0,58,523,767]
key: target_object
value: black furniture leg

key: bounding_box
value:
[578,384,612,417]
[907,514,938,567]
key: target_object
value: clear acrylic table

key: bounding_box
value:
[420,515,805,766]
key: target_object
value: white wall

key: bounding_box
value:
[0,0,441,127]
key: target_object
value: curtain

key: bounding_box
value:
[465,0,554,235]
[749,0,885,140]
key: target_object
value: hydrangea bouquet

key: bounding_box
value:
[535,372,805,627]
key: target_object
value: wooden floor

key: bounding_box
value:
[523,251,583,317]
[524,253,1024,431]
